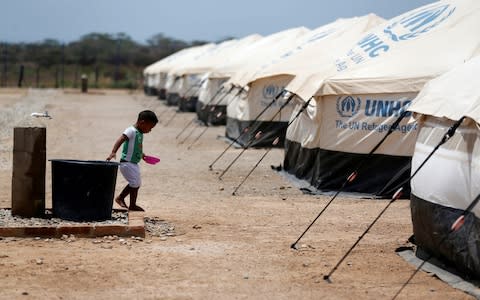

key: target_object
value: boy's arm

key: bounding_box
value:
[106,134,128,161]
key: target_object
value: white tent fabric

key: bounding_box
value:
[245,14,385,87]
[224,15,385,147]
[292,0,480,153]
[409,56,480,124]
[173,35,263,99]
[143,46,204,93]
[284,0,480,195]
[317,0,480,97]
[409,56,480,215]
[279,0,480,101]
[172,34,262,78]
[208,27,310,82]
[223,14,385,146]
[195,27,310,125]
[407,56,480,277]
[163,43,217,97]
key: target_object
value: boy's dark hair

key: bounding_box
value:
[138,110,158,124]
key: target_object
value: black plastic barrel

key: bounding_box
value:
[51,159,120,221]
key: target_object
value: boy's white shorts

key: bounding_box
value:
[119,162,141,188]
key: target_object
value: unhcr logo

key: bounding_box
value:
[263,84,280,99]
[384,3,455,41]
[336,96,361,118]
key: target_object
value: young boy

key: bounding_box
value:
[107,110,158,211]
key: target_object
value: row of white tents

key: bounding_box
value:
[144,0,480,278]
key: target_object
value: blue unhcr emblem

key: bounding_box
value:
[384,4,455,42]
[263,84,280,99]
[336,96,361,117]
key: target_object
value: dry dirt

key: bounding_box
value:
[0,89,473,300]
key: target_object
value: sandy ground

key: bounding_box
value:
[0,89,473,300]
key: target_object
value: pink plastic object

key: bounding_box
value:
[143,155,160,165]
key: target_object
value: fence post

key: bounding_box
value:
[17,65,24,88]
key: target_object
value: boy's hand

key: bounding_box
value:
[106,152,116,161]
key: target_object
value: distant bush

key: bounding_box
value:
[0,32,209,89]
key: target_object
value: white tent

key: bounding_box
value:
[169,34,262,111]
[284,0,480,196]
[154,43,216,105]
[407,55,480,276]
[225,14,385,147]
[196,27,310,125]
[143,46,202,97]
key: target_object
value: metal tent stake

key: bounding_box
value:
[290,110,410,249]
[208,90,286,170]
[218,94,296,179]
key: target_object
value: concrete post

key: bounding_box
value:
[11,127,46,217]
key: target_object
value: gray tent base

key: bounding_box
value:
[166,92,180,106]
[411,195,480,279]
[196,101,226,126]
[273,167,385,198]
[158,88,167,100]
[225,117,287,148]
[396,247,480,298]
[283,140,411,197]
[178,96,198,112]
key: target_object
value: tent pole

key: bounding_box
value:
[393,190,480,300]
[321,117,465,285]
[290,109,411,250]
[184,86,244,149]
[176,85,225,139]
[209,90,286,170]
[163,77,204,127]
[217,93,296,180]
[230,98,312,195]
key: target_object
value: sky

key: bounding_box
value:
[1,0,436,44]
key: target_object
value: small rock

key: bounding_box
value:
[219,187,224,191]
[192,225,202,229]
[36,258,43,265]
[347,262,352,266]
[303,263,309,267]
[92,240,103,244]
[160,237,167,241]
[282,198,287,201]
[34,237,41,240]
[430,288,436,292]
[279,186,285,190]
[22,292,28,296]
[243,274,249,279]
[0,255,9,258]
[61,234,68,240]
[189,247,195,251]
[101,245,113,249]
